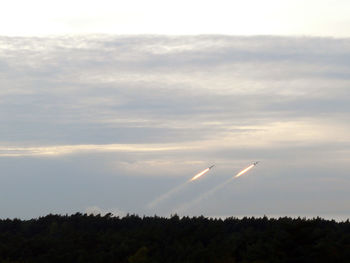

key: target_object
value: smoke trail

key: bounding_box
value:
[173,176,234,214]
[146,181,189,209]
[146,166,214,210]
[174,163,257,214]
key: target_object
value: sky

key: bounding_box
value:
[1,1,350,219]
[1,0,350,36]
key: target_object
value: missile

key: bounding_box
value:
[253,161,259,166]
[190,164,215,182]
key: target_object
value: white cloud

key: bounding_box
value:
[1,35,350,218]
[1,35,350,149]
[1,0,350,36]
[0,143,190,157]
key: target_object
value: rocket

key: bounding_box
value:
[190,164,215,182]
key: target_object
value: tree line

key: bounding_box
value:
[0,213,349,263]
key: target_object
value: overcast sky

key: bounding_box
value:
[1,0,350,37]
[1,1,349,219]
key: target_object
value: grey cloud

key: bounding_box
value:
[1,35,350,218]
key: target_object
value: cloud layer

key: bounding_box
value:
[1,35,349,218]
[2,0,350,36]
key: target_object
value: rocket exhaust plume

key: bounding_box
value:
[147,165,215,209]
[191,165,215,181]
[174,162,258,213]
[190,168,209,181]
[234,164,254,178]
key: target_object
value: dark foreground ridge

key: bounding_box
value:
[0,213,349,263]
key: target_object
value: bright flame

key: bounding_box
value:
[148,166,213,209]
[190,168,210,181]
[234,164,255,178]
[174,163,257,213]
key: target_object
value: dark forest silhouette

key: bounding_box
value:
[0,213,349,263]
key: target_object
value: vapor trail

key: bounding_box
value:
[146,181,189,209]
[147,165,215,210]
[173,176,234,214]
